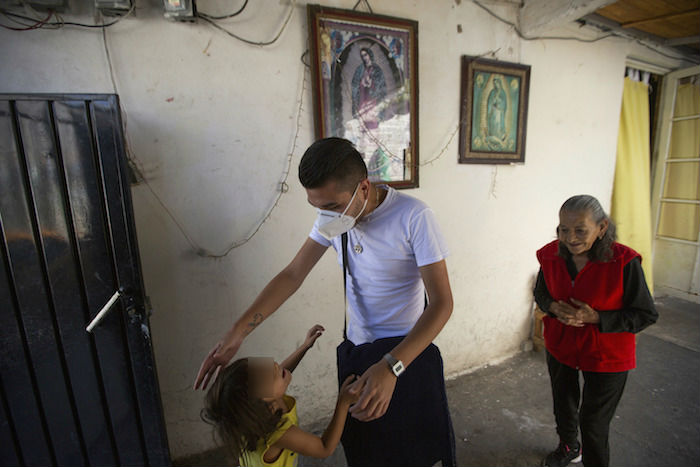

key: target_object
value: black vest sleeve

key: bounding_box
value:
[533,268,555,316]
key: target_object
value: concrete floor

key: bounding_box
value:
[175,294,700,466]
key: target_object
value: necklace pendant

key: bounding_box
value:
[354,243,363,254]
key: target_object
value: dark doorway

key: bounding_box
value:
[0,94,170,466]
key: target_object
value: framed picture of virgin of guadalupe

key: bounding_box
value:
[307,4,419,189]
[459,56,531,164]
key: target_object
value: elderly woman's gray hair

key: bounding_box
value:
[558,195,617,262]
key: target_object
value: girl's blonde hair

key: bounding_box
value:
[201,358,283,459]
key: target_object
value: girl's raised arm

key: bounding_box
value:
[281,324,324,373]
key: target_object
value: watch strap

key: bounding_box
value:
[383,353,405,377]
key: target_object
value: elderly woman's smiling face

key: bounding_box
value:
[558,209,609,257]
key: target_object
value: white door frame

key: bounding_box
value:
[650,65,700,302]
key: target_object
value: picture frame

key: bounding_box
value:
[459,56,530,164]
[307,4,419,189]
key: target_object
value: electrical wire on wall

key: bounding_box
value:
[200,65,309,258]
[0,8,56,30]
[472,0,613,44]
[98,2,309,258]
[101,18,207,255]
[196,0,248,20]
[471,0,691,62]
[0,0,304,258]
[196,0,296,47]
[0,1,135,30]
[417,47,501,169]
[0,0,503,256]
[3,0,691,258]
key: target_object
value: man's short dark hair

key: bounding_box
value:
[298,137,368,191]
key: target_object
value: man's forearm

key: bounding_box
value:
[229,238,327,343]
[389,260,453,369]
[229,269,304,342]
[389,297,452,369]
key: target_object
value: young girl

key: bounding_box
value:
[201,324,358,467]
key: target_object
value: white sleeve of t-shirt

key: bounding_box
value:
[308,216,332,248]
[409,206,449,267]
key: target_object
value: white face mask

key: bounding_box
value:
[316,183,368,240]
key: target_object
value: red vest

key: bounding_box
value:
[536,240,640,372]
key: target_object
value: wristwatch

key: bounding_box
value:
[383,353,405,377]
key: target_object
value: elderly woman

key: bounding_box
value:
[534,195,658,467]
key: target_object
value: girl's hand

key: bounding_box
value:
[339,374,360,407]
[304,324,325,349]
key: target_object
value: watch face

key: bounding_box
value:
[384,353,404,376]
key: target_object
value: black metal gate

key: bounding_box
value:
[0,94,170,466]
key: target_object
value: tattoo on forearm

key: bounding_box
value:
[245,313,263,335]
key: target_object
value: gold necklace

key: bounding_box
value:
[354,187,380,254]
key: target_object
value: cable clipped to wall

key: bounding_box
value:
[197,0,248,20]
[0,0,303,258]
[100,9,308,258]
[0,2,135,30]
[1,2,502,258]
[197,0,297,47]
[199,65,308,258]
[471,0,690,62]
[5,0,686,258]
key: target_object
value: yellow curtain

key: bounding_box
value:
[611,77,654,293]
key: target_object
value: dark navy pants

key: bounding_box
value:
[337,337,456,467]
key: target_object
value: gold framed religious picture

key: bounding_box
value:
[307,4,419,188]
[459,56,531,164]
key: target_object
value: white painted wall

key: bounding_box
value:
[0,0,685,459]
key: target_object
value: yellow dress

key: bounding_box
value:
[239,395,299,467]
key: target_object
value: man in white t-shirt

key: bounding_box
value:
[196,138,455,466]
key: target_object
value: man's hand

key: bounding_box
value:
[193,238,328,391]
[194,330,242,390]
[348,360,397,422]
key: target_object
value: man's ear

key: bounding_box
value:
[359,177,371,196]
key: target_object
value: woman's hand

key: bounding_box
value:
[550,299,600,327]
[570,298,600,324]
[304,324,325,349]
[549,301,581,326]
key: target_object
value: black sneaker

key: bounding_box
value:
[542,441,582,467]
